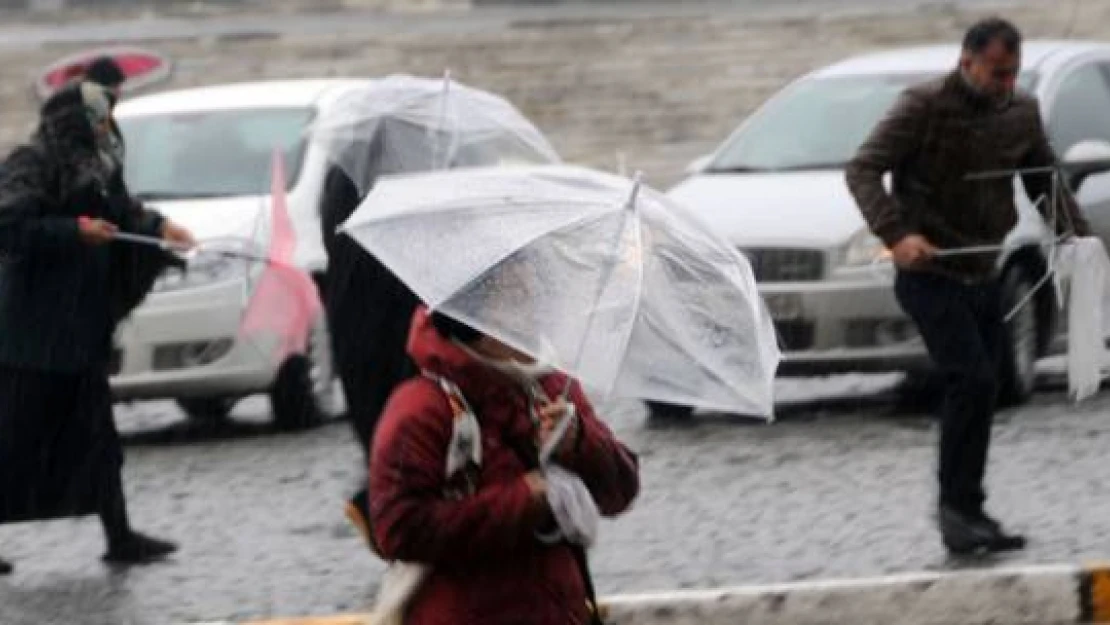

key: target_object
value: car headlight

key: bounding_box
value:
[154,238,258,293]
[842,229,889,266]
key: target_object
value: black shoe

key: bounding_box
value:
[0,557,11,575]
[938,506,994,555]
[103,531,177,565]
[972,510,1027,552]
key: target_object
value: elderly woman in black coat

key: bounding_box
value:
[0,82,195,574]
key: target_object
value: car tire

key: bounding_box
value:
[998,263,1041,408]
[177,397,238,421]
[270,314,339,431]
[645,401,695,421]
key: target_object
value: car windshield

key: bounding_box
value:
[707,71,1039,173]
[119,107,315,200]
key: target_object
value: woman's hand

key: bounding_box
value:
[524,471,548,501]
[161,220,197,251]
[537,399,579,461]
[78,217,118,246]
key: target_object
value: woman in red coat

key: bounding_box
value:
[369,306,640,624]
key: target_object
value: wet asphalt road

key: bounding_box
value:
[2,369,1110,625]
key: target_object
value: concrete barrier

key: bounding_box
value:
[600,564,1097,625]
[183,562,1110,625]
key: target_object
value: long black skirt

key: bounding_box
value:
[0,366,122,523]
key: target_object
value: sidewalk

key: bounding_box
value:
[193,561,1110,625]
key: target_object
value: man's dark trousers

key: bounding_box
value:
[895,269,1005,515]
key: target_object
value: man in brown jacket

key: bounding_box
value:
[846,18,1090,556]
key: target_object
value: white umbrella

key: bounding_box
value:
[339,164,781,418]
[307,72,561,195]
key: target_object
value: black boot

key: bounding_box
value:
[972,509,1027,552]
[0,556,11,575]
[103,531,177,565]
[939,505,994,555]
[98,474,176,565]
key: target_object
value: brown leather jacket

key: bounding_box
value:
[846,70,1090,281]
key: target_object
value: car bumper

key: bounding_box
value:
[110,279,281,400]
[761,266,930,375]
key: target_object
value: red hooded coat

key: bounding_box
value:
[369,307,640,625]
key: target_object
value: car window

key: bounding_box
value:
[119,107,314,200]
[707,71,1038,173]
[1047,63,1110,157]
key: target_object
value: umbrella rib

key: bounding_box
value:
[603,211,647,399]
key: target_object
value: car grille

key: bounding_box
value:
[774,320,815,351]
[741,248,825,282]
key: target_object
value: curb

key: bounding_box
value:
[187,562,1110,625]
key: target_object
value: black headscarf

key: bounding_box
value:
[84,56,125,90]
[18,82,118,207]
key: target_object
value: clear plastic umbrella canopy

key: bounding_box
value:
[339,164,782,418]
[306,73,561,194]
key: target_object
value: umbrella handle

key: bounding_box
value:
[113,231,185,252]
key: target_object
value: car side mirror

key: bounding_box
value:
[1063,140,1110,192]
[685,154,713,176]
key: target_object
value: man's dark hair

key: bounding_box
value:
[84,56,126,88]
[962,18,1022,55]
[431,311,483,345]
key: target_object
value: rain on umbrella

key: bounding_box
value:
[338,164,782,418]
[306,72,561,194]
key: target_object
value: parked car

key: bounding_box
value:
[110,79,561,428]
[669,40,1110,412]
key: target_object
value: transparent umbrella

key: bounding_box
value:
[306,72,561,194]
[339,164,782,418]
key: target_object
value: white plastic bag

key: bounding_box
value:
[367,562,430,625]
[544,464,600,548]
[1055,237,1110,402]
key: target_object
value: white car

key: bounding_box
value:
[670,40,1110,407]
[109,79,561,428]
[110,80,359,429]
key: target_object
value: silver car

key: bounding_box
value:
[670,40,1110,407]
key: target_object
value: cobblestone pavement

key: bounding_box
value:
[2,369,1109,624]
